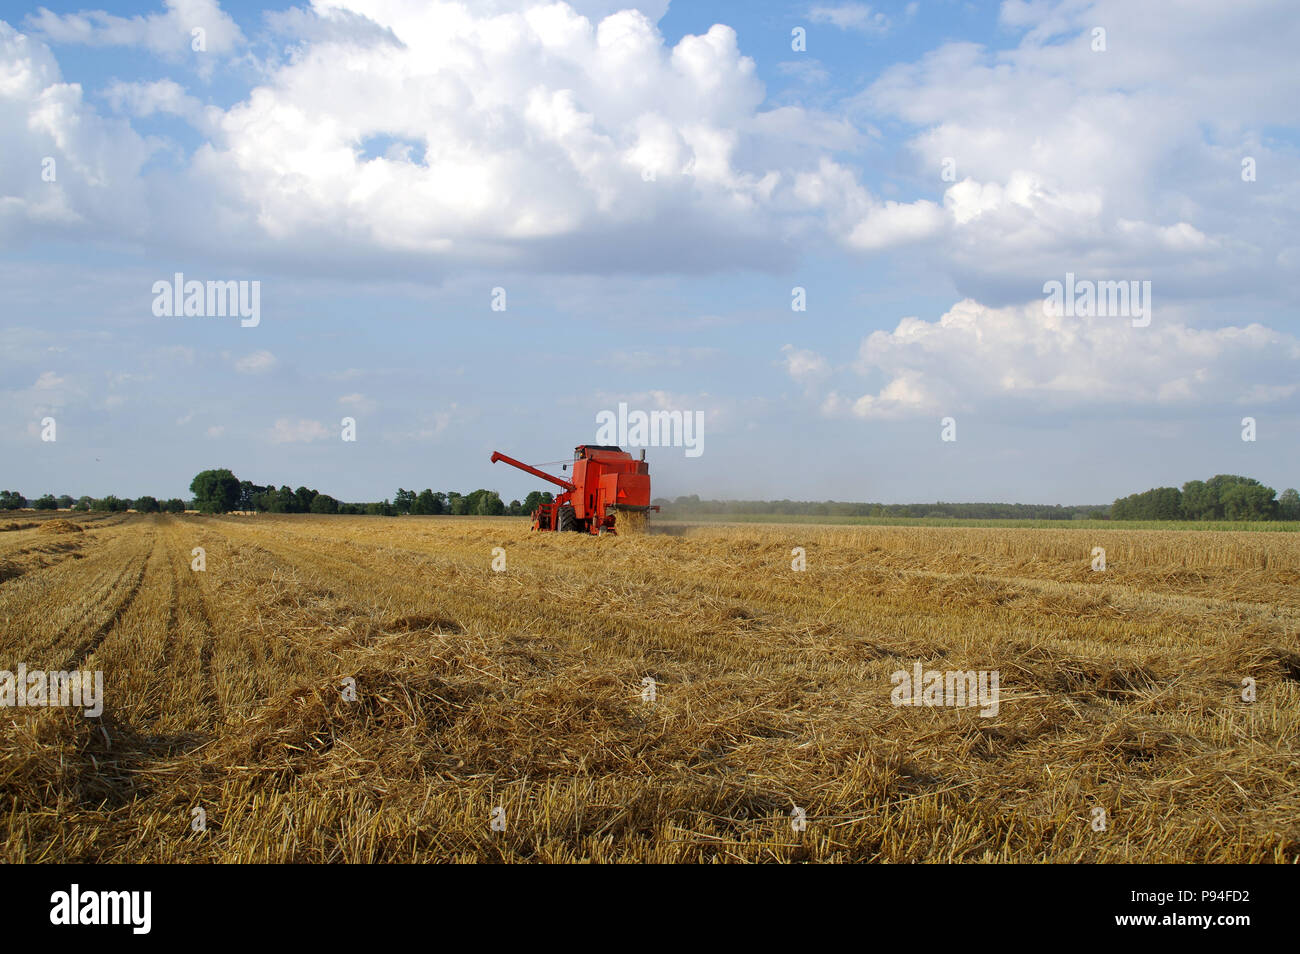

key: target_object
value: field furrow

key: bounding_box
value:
[0,524,152,669]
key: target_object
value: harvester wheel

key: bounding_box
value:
[557,505,577,532]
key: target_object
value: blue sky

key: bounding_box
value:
[3,0,1298,505]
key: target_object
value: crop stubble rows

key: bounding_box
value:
[0,512,1296,862]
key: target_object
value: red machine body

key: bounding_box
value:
[490,445,660,534]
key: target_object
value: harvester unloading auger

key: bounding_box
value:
[490,445,660,534]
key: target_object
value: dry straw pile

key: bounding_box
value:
[614,508,648,535]
[36,519,83,535]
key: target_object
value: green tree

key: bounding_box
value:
[1205,475,1268,516]
[266,485,295,513]
[1180,480,1217,520]
[73,496,92,512]
[1111,487,1182,520]
[135,495,161,513]
[190,469,241,514]
[310,494,339,514]
[294,486,316,512]
[34,494,57,510]
[250,484,276,511]
[394,489,415,514]
[165,498,186,514]
[1279,488,1300,521]
[1221,482,1276,520]
[476,490,505,515]
[413,488,442,515]
[1151,487,1183,520]
[237,481,269,511]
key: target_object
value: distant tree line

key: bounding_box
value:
[1111,475,1299,521]
[188,469,373,515]
[654,478,1299,522]
[186,470,557,516]
[654,495,1111,520]
[1,490,187,513]
[13,471,1294,523]
[2,474,559,518]
[392,488,554,517]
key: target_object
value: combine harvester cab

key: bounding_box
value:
[490,445,660,534]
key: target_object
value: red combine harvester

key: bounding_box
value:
[490,445,659,534]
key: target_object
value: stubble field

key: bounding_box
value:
[1,511,1296,863]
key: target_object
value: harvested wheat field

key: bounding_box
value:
[1,511,1297,863]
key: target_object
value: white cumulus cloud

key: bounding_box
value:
[809,4,890,34]
[793,298,1300,418]
[268,418,330,443]
[234,350,277,374]
[26,0,244,58]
